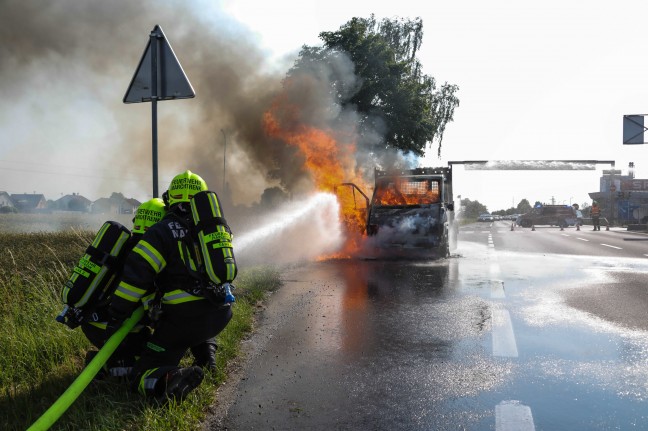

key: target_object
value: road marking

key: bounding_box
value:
[491,280,505,299]
[600,243,622,250]
[576,238,589,242]
[492,308,518,357]
[496,400,536,431]
[561,234,570,237]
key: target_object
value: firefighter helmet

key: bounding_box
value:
[166,170,208,206]
[132,198,166,234]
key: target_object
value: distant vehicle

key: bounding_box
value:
[478,213,494,222]
[516,205,576,228]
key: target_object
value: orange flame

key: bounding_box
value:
[262,93,370,257]
[373,178,440,206]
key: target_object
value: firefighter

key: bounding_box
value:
[108,170,233,404]
[591,201,601,231]
[572,203,583,228]
[82,197,166,377]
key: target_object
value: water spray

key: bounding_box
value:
[234,192,343,264]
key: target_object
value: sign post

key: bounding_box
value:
[124,25,195,197]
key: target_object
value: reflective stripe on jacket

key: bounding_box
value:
[110,209,206,318]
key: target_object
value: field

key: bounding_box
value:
[0,213,281,431]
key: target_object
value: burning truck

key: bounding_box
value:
[339,167,457,258]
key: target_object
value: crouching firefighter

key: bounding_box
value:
[58,198,167,378]
[108,170,237,404]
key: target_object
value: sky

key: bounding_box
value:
[2,0,648,212]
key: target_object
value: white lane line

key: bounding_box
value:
[496,400,536,431]
[492,308,518,357]
[576,238,589,242]
[491,280,506,299]
[600,243,622,250]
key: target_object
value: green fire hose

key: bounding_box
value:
[27,306,145,431]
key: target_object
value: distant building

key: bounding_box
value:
[90,192,140,214]
[589,163,648,224]
[55,193,92,212]
[0,191,16,212]
[10,193,47,212]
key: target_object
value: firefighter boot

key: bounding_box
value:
[191,340,218,371]
[154,366,204,405]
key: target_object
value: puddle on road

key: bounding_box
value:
[456,241,648,407]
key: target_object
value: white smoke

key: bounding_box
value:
[234,192,343,265]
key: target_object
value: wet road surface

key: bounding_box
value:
[207,222,648,430]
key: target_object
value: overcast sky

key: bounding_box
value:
[222,0,648,210]
[2,0,648,212]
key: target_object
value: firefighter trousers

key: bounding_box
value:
[131,303,233,397]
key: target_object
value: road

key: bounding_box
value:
[205,221,648,430]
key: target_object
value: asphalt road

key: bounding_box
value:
[205,221,648,430]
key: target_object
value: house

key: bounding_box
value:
[91,193,141,214]
[10,193,47,212]
[55,193,92,212]
[0,191,15,212]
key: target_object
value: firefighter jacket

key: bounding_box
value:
[109,207,214,322]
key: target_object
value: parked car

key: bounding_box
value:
[477,213,494,222]
[516,205,576,228]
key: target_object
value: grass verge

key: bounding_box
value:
[0,230,282,431]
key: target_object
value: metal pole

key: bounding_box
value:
[610,161,616,226]
[221,129,226,194]
[151,28,160,198]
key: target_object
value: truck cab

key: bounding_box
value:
[365,167,456,257]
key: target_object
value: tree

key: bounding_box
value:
[259,187,289,209]
[516,199,532,214]
[460,198,488,220]
[288,15,459,157]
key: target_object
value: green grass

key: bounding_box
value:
[0,225,282,431]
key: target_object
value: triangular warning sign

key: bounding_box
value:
[123,25,195,104]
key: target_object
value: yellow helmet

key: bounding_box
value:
[166,170,208,206]
[132,198,166,234]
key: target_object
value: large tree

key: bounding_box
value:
[516,199,532,214]
[460,198,488,220]
[288,15,459,157]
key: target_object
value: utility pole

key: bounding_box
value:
[220,129,226,194]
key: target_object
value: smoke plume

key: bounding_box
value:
[1,0,414,206]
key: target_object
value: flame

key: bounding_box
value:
[373,178,440,206]
[262,91,370,257]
